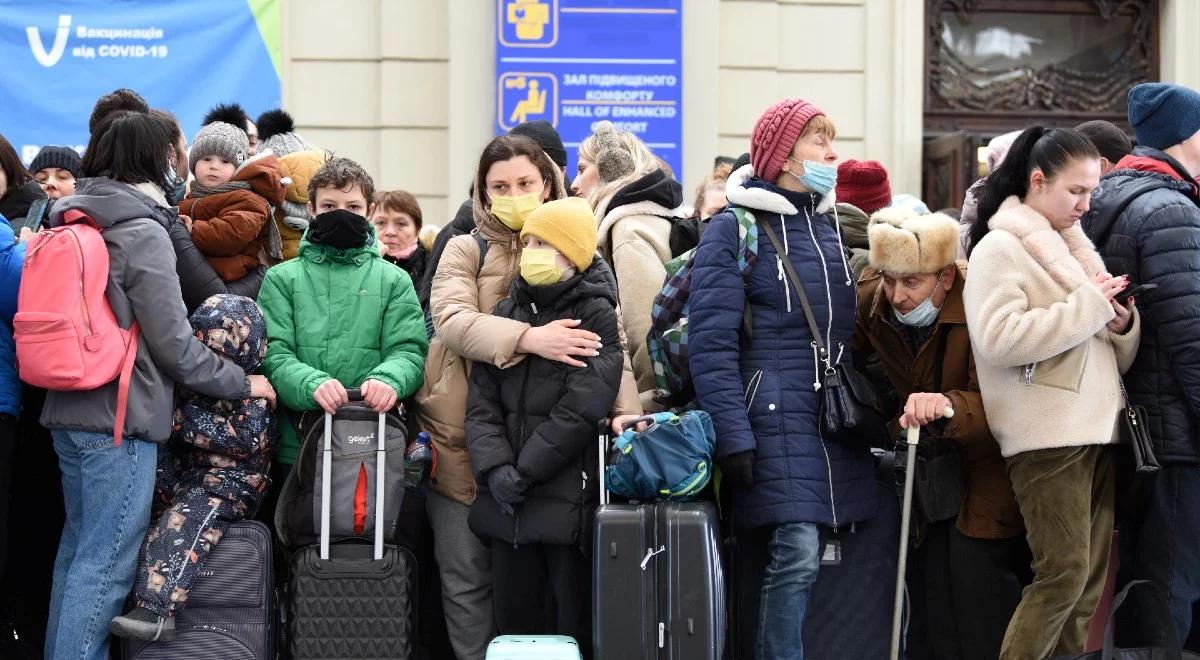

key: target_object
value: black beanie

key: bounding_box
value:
[30,146,82,177]
[510,120,567,167]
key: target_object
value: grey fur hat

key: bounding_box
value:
[591,121,636,183]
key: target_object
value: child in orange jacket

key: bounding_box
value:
[179,122,285,298]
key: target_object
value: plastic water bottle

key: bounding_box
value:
[404,431,434,494]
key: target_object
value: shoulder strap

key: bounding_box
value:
[729,207,755,339]
[474,233,488,274]
[756,216,827,360]
[111,323,141,447]
[933,326,949,394]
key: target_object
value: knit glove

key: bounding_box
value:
[487,465,527,516]
[720,451,756,490]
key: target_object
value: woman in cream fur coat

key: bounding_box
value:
[963,126,1140,660]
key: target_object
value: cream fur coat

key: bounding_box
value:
[963,196,1141,457]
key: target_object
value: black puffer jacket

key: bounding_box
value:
[385,242,428,296]
[419,199,474,308]
[466,257,624,546]
[1084,147,1200,464]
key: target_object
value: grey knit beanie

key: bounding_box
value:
[189,122,249,173]
[261,132,311,158]
[256,109,312,158]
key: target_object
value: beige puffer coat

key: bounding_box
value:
[417,211,642,505]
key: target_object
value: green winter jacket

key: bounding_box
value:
[258,235,428,464]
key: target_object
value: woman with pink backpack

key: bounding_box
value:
[26,110,275,660]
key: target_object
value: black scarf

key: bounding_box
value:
[307,209,371,250]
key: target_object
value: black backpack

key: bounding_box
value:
[668,215,703,257]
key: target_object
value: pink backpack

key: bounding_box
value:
[15,209,141,445]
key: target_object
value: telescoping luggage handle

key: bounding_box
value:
[319,388,388,562]
[891,407,954,660]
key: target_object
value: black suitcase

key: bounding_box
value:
[593,421,725,660]
[287,395,417,660]
[121,520,275,660]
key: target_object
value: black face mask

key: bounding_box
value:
[307,208,371,250]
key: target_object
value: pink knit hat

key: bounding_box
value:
[750,98,825,183]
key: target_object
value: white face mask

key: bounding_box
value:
[892,273,944,328]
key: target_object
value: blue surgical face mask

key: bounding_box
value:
[892,273,944,328]
[787,157,837,196]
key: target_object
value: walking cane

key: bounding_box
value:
[890,406,954,660]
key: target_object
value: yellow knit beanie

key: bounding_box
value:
[520,197,598,271]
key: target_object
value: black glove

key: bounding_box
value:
[487,465,527,516]
[721,451,756,489]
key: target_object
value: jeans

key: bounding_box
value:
[757,522,821,660]
[45,429,157,660]
[1001,445,1114,660]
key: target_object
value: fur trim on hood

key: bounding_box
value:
[724,164,836,216]
[867,206,960,275]
[988,195,1107,291]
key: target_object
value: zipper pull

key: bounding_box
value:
[1023,364,1035,385]
[581,470,588,490]
[531,301,538,315]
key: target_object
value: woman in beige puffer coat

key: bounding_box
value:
[417,134,641,660]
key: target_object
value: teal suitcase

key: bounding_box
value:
[485,635,583,659]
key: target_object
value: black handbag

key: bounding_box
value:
[1119,379,1161,475]
[757,217,889,450]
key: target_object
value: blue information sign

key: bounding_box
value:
[495,0,683,179]
[0,0,281,164]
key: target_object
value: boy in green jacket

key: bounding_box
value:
[257,156,428,474]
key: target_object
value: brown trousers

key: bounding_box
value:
[1001,445,1115,659]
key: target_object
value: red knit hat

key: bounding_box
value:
[750,98,824,183]
[836,159,892,215]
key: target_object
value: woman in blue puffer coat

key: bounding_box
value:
[689,99,876,660]
[0,211,24,583]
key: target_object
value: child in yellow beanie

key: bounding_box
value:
[465,196,621,647]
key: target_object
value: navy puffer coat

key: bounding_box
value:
[689,165,877,529]
[1084,147,1200,464]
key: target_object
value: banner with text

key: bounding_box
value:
[0,0,281,164]
[495,0,683,179]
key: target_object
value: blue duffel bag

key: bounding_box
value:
[604,410,716,501]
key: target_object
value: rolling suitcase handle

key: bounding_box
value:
[890,406,954,660]
[319,388,389,562]
[597,419,610,506]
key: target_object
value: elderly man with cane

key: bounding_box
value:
[852,208,1028,660]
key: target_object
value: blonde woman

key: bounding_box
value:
[572,122,686,409]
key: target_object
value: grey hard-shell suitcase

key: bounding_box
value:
[286,393,417,659]
[121,521,275,660]
[593,421,725,660]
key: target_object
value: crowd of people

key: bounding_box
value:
[0,79,1199,660]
